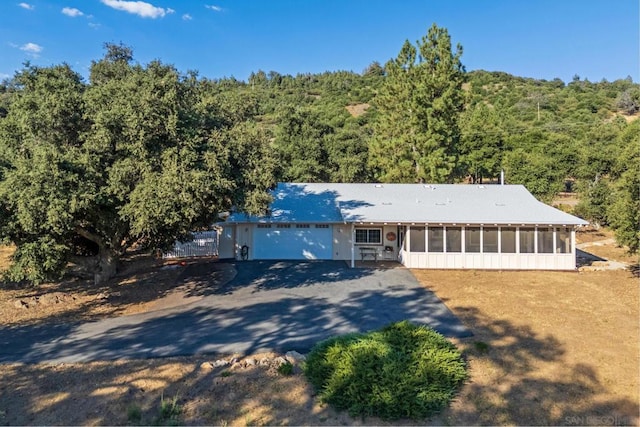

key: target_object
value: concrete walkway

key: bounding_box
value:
[0,261,471,363]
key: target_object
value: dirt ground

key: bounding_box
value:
[0,230,638,425]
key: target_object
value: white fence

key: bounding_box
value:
[163,230,219,259]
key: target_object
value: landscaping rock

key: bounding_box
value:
[213,359,229,368]
[200,362,214,370]
[274,356,288,367]
[245,358,256,366]
[14,300,28,309]
[285,351,306,364]
[38,294,56,305]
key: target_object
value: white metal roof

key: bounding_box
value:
[228,183,588,226]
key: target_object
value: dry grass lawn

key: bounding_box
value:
[1,235,638,425]
[415,269,639,426]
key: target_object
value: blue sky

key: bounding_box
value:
[0,0,638,83]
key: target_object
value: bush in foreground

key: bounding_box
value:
[304,321,467,420]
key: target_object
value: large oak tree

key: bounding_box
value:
[0,45,274,284]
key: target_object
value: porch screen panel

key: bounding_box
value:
[409,227,425,252]
[501,227,516,253]
[483,228,499,253]
[537,228,554,253]
[466,227,481,252]
[556,228,572,253]
[446,227,462,253]
[519,228,535,253]
[428,227,444,252]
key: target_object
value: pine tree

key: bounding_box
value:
[369,24,465,183]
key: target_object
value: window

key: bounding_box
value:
[355,228,382,244]
[483,228,499,253]
[257,224,271,228]
[315,224,329,229]
[446,227,462,252]
[428,227,444,252]
[519,228,535,253]
[409,227,425,252]
[276,224,291,229]
[501,227,516,253]
[557,228,571,253]
[537,227,554,253]
[296,224,310,228]
[466,227,481,252]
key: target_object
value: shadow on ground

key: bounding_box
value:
[177,260,385,297]
[1,301,636,426]
[0,260,470,363]
[0,278,468,363]
[437,305,639,426]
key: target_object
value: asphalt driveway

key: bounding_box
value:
[0,261,471,363]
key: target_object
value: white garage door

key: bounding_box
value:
[253,224,333,260]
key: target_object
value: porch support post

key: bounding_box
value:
[350,223,355,268]
[571,227,577,269]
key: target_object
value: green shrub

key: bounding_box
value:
[127,404,142,424]
[473,341,490,353]
[155,393,181,425]
[277,361,294,376]
[304,321,467,420]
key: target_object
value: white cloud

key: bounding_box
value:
[101,0,174,19]
[182,13,192,21]
[62,7,84,17]
[14,42,43,57]
[18,2,34,10]
[88,22,101,29]
[0,73,11,80]
[20,42,43,54]
[205,4,222,12]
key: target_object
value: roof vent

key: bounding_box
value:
[382,202,392,205]
[478,185,486,189]
[423,185,436,190]
[495,203,506,207]
[374,184,384,188]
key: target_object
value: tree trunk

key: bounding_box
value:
[75,226,120,285]
[94,248,118,285]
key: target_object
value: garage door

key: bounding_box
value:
[253,224,333,260]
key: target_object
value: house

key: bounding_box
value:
[220,183,588,270]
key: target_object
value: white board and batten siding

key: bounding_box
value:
[401,252,576,270]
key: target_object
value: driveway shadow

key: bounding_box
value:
[0,261,470,363]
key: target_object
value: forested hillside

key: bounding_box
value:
[1,25,638,283]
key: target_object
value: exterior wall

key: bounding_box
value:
[230,222,578,270]
[235,223,253,260]
[400,251,575,270]
[349,224,401,261]
[217,225,235,259]
[332,225,352,260]
[400,225,577,270]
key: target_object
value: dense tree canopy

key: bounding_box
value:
[0,44,275,284]
[1,27,639,287]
